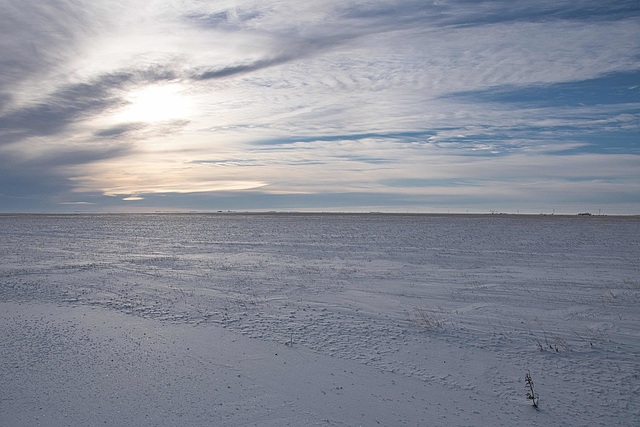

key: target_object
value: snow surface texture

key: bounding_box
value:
[1,213,639,426]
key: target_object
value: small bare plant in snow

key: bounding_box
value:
[412,307,442,330]
[525,371,539,409]
[529,319,567,352]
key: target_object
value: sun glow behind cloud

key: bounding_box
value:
[67,154,269,200]
[113,83,193,123]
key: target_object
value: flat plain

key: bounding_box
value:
[1,213,638,426]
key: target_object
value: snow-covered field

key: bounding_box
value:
[1,213,639,426]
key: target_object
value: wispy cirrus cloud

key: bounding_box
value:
[0,0,638,213]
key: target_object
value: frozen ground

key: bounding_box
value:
[1,213,639,426]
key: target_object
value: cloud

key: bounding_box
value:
[59,201,95,205]
[94,123,147,138]
[192,56,294,80]
[252,131,437,146]
[0,0,639,212]
[0,66,180,145]
[0,0,86,84]
[0,77,124,146]
[443,70,640,107]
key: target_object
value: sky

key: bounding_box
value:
[1,0,639,214]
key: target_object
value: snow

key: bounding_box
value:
[1,213,639,426]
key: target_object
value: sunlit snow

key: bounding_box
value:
[1,213,638,426]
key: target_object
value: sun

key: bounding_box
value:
[115,83,192,123]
